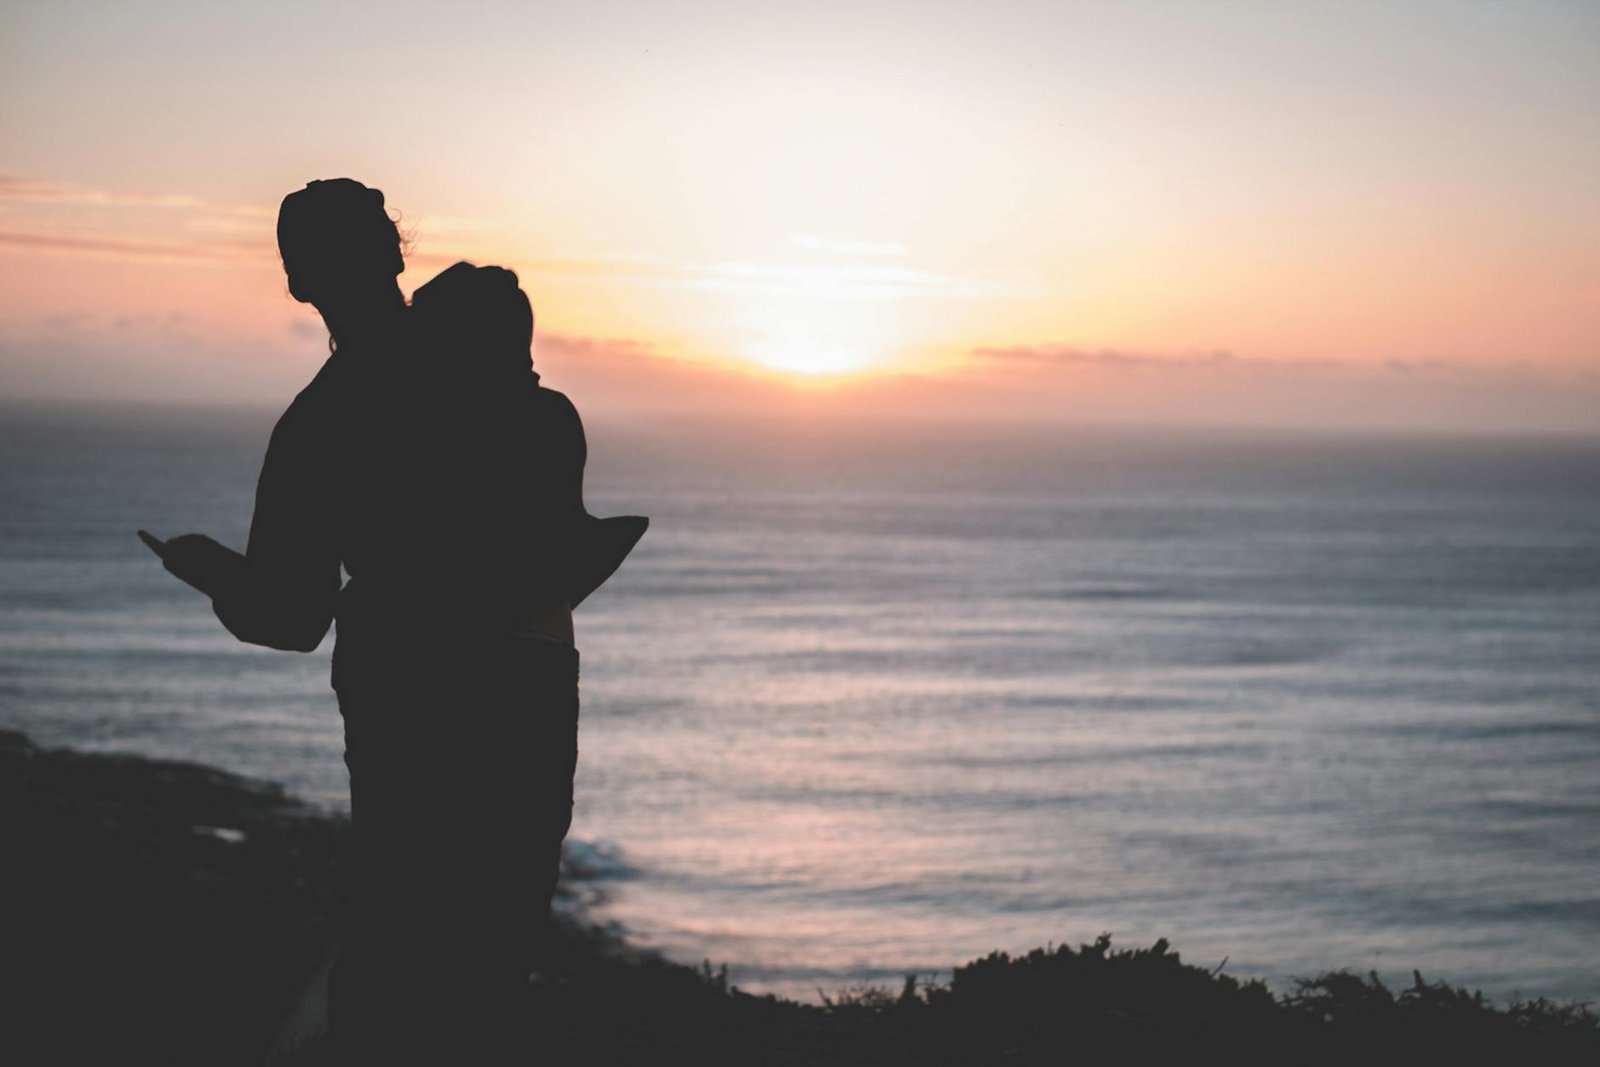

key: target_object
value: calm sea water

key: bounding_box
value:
[2,402,1597,1004]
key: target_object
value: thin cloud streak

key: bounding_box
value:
[0,177,271,216]
[0,177,276,266]
[0,230,261,263]
[977,345,1237,367]
[969,344,1557,378]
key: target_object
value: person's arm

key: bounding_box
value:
[139,529,246,600]
[209,397,342,652]
[538,387,647,610]
[543,387,587,519]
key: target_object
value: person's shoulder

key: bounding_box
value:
[271,348,363,442]
[533,384,583,425]
[299,349,346,392]
[277,354,339,420]
[534,384,575,409]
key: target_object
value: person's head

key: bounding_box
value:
[412,262,535,379]
[276,179,404,312]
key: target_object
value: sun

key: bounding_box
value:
[746,335,877,376]
[739,309,897,378]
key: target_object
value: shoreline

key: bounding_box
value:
[4,729,1596,1065]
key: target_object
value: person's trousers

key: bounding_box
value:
[327,629,580,1064]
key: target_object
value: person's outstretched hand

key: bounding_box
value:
[137,530,244,600]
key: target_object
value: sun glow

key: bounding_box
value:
[746,333,879,377]
[737,298,903,379]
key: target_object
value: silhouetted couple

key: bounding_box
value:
[141,178,646,1064]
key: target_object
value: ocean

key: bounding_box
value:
[2,401,1597,1004]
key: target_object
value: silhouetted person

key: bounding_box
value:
[140,179,644,1065]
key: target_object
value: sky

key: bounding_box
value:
[2,0,1597,432]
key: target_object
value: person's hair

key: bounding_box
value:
[412,262,534,377]
[276,178,404,307]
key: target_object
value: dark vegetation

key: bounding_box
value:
[3,729,1595,1065]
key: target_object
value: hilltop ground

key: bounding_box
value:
[3,729,1594,1065]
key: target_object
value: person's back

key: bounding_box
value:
[329,262,644,1065]
[332,264,586,644]
[171,179,413,656]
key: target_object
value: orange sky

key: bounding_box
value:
[2,1,1596,432]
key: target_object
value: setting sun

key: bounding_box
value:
[732,289,906,378]
[745,323,884,377]
[747,340,871,376]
